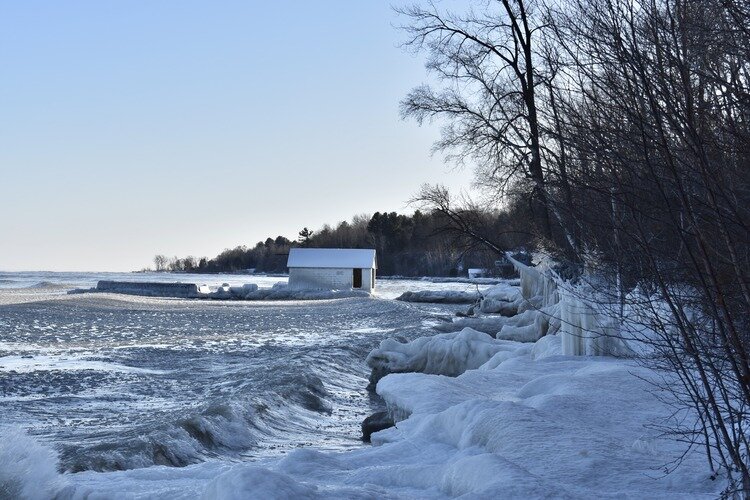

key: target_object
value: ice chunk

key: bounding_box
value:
[366,328,514,384]
[530,334,563,360]
[396,290,481,304]
[202,466,318,500]
[478,297,518,315]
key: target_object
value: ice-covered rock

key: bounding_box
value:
[244,288,369,301]
[361,411,394,442]
[478,297,518,315]
[227,283,259,299]
[396,290,481,304]
[434,316,509,335]
[496,323,540,342]
[366,328,513,386]
[482,281,522,302]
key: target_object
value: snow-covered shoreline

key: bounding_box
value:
[1,275,725,498]
[53,331,720,499]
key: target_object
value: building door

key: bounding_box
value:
[353,268,362,288]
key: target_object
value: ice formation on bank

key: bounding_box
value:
[395,290,482,304]
[16,265,721,497]
[366,328,518,384]
[56,331,720,498]
[426,254,633,356]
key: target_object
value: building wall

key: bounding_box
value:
[362,268,375,290]
[288,267,374,291]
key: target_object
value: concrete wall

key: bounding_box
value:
[96,281,199,298]
[288,267,374,292]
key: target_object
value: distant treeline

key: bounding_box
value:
[154,208,532,277]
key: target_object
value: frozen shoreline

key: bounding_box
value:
[51,334,720,499]
[1,277,724,498]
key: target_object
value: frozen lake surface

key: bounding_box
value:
[0,271,488,473]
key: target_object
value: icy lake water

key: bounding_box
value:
[0,271,490,474]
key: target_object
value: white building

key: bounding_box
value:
[468,268,488,279]
[287,248,377,292]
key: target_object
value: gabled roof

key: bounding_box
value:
[287,248,377,269]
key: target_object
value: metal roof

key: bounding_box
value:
[287,248,377,269]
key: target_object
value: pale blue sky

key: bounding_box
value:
[0,1,474,271]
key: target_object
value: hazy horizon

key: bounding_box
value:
[1,1,475,272]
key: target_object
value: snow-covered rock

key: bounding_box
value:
[396,290,481,304]
[433,316,508,335]
[478,297,518,315]
[366,328,513,385]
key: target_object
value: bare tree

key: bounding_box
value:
[402,0,750,491]
[398,1,563,244]
[153,254,168,272]
[547,0,750,492]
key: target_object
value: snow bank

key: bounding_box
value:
[365,346,719,497]
[529,333,563,360]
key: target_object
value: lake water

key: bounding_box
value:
[0,271,488,474]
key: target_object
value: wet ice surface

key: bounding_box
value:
[0,274,487,473]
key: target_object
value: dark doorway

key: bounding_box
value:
[353,268,362,288]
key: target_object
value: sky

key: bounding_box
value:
[0,1,475,272]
